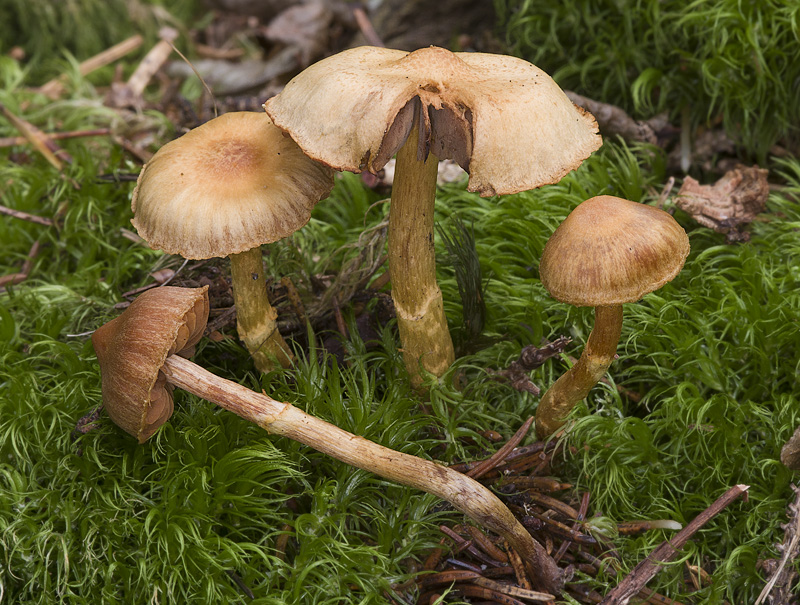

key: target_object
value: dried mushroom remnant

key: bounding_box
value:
[91,286,564,594]
[92,285,208,442]
[265,45,601,386]
[676,164,769,242]
[131,112,334,372]
[535,196,690,439]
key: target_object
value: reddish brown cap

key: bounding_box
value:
[92,286,209,442]
[264,46,601,197]
[539,196,690,306]
[131,112,334,260]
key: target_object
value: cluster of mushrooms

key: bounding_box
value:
[92,46,690,594]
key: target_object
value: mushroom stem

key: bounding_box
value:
[535,305,623,439]
[161,353,563,592]
[389,119,455,386]
[229,247,293,371]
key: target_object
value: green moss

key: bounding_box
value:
[1,20,799,602]
[496,0,800,159]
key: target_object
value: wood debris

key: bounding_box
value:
[781,427,800,471]
[675,165,769,242]
[403,432,699,604]
[755,484,800,604]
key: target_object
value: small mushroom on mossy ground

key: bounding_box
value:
[92,285,564,593]
[131,111,334,372]
[535,195,690,439]
[264,45,601,386]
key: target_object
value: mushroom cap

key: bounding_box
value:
[539,195,690,306]
[264,46,601,197]
[92,286,209,443]
[131,112,335,260]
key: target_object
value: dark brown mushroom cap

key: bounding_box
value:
[539,195,690,306]
[131,112,335,260]
[264,46,601,197]
[92,286,209,443]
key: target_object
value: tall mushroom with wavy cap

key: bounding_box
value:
[92,285,565,593]
[264,46,601,386]
[131,111,334,372]
[535,195,690,439]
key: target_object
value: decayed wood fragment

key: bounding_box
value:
[676,165,769,242]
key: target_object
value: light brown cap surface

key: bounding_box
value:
[131,112,334,259]
[539,195,690,306]
[264,46,601,197]
[92,286,209,443]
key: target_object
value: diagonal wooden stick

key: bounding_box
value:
[37,35,143,99]
[600,484,750,605]
[0,103,71,169]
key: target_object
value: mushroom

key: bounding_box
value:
[131,111,334,372]
[535,195,690,439]
[264,46,601,386]
[92,285,564,593]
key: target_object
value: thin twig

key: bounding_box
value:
[0,102,70,169]
[466,417,534,480]
[353,7,385,47]
[37,35,143,99]
[0,128,111,148]
[0,204,54,226]
[600,484,750,604]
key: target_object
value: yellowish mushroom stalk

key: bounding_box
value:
[92,286,564,593]
[535,196,690,440]
[131,112,334,373]
[264,45,601,386]
[389,120,455,381]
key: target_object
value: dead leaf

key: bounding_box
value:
[166,48,299,95]
[675,164,769,242]
[262,1,333,67]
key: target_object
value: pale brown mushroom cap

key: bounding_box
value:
[131,112,334,260]
[92,286,209,443]
[264,46,601,197]
[539,195,690,306]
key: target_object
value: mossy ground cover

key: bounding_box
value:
[497,0,800,161]
[2,3,800,604]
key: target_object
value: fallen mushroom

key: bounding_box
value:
[131,111,334,372]
[535,195,690,439]
[92,285,565,593]
[264,46,601,386]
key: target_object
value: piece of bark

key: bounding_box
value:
[675,164,769,242]
[565,91,663,145]
[490,336,571,395]
[781,427,800,471]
